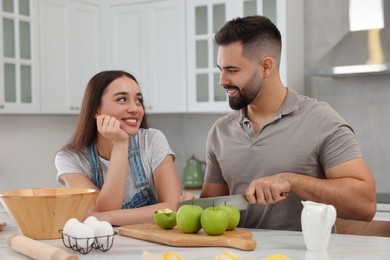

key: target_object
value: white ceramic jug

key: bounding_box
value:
[301,201,337,251]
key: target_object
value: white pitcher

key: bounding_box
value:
[301,201,337,251]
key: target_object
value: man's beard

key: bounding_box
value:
[227,71,262,110]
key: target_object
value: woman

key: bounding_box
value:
[55,70,183,226]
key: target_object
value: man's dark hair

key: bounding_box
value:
[215,15,282,63]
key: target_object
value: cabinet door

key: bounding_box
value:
[109,4,147,93]
[40,0,103,114]
[186,0,233,113]
[145,0,186,113]
[186,0,303,112]
[0,0,40,113]
[68,1,103,112]
[109,0,186,113]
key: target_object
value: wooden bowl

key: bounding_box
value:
[0,187,98,240]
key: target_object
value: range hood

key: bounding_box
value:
[307,0,390,77]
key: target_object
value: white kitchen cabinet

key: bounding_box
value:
[2,0,303,115]
[39,0,104,114]
[109,0,186,113]
[186,0,304,113]
[0,0,40,114]
[186,0,231,113]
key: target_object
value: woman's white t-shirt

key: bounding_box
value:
[55,128,175,203]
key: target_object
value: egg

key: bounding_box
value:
[94,221,114,248]
[63,218,79,235]
[84,216,99,226]
[83,216,100,237]
[73,222,95,250]
[62,218,80,247]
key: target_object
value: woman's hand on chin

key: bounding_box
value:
[96,114,129,143]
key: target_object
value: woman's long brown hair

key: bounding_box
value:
[64,70,149,152]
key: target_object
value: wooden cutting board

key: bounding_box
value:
[119,223,256,251]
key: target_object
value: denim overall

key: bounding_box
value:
[87,135,158,208]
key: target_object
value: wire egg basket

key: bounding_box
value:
[59,230,117,254]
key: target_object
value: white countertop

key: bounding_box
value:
[374,203,390,221]
[1,208,390,260]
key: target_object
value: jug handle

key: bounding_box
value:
[325,204,337,235]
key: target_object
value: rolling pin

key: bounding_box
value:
[6,234,79,260]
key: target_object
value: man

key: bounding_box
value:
[200,15,376,230]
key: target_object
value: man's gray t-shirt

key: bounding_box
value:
[204,88,362,231]
[55,128,175,204]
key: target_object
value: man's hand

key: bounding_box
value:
[245,173,290,205]
[180,192,198,202]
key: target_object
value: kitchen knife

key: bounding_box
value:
[178,194,248,210]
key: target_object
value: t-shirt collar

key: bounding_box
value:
[237,87,299,124]
[280,87,299,116]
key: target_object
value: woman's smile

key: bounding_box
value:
[122,117,139,127]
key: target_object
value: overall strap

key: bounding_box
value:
[87,136,158,208]
[128,135,149,188]
[87,136,149,188]
[87,135,157,209]
[87,143,104,189]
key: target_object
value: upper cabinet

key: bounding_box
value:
[39,0,104,114]
[0,0,40,113]
[186,0,304,113]
[186,0,230,113]
[109,0,186,113]
[0,0,303,114]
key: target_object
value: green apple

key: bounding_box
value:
[200,206,228,235]
[216,204,241,230]
[176,205,203,234]
[153,208,177,229]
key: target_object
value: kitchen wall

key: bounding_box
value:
[0,115,76,191]
[0,113,222,192]
[305,0,390,193]
[1,0,390,194]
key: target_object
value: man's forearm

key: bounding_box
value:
[286,172,376,221]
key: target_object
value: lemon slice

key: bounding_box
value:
[263,254,290,260]
[215,251,241,260]
[162,251,184,260]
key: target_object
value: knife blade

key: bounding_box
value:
[178,194,248,210]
